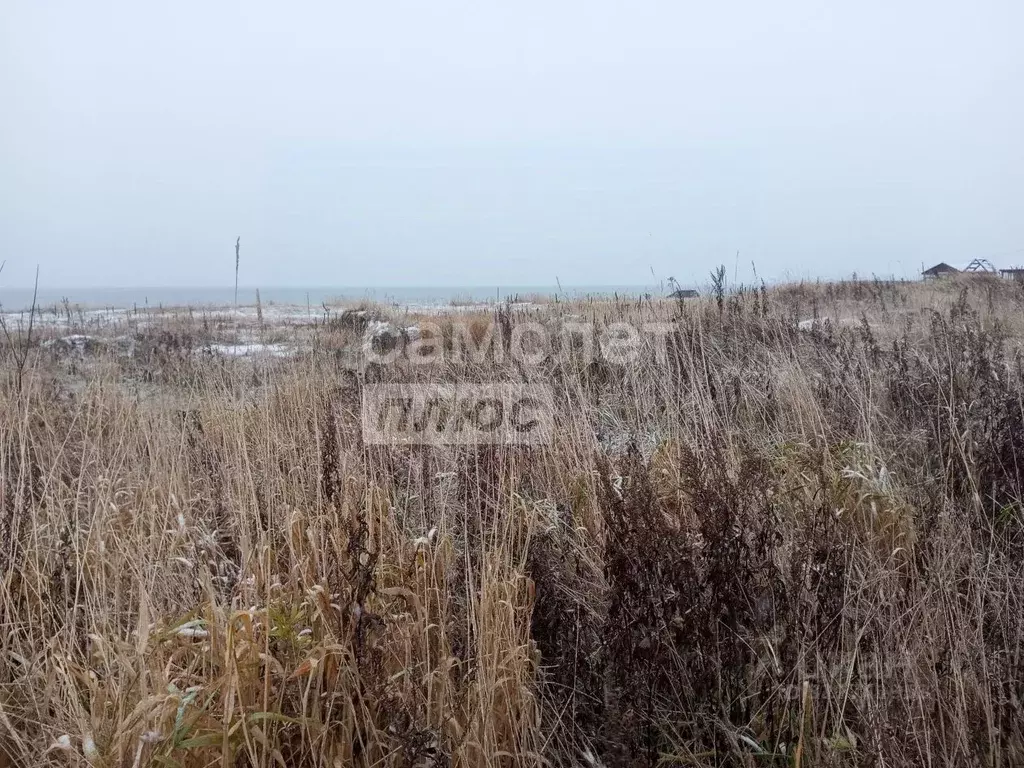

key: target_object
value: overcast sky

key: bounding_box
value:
[1,0,1022,289]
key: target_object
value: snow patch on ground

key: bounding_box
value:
[2,308,132,330]
[797,317,861,331]
[203,342,295,358]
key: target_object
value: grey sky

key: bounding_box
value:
[1,0,1022,289]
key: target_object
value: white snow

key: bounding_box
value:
[203,342,294,358]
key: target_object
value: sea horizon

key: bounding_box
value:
[0,283,682,312]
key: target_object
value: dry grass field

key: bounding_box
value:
[3,274,1024,766]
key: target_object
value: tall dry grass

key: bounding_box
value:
[2,275,1024,766]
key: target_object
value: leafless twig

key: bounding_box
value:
[0,264,40,392]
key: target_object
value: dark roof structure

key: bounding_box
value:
[669,288,699,299]
[922,262,959,278]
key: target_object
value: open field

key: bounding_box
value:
[3,275,1024,766]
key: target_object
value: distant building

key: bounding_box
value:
[922,262,959,279]
[963,258,997,274]
[669,288,699,299]
[1000,268,1024,282]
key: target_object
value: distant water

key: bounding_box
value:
[0,284,669,311]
